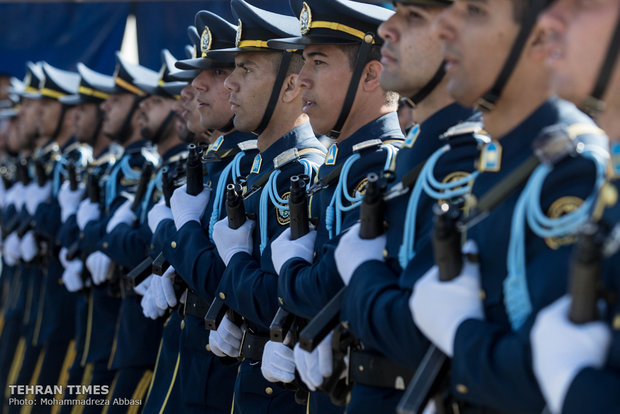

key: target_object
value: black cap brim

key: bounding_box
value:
[58,94,85,106]
[175,56,235,71]
[169,69,199,81]
[268,35,359,50]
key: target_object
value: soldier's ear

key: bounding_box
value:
[528,25,550,63]
[281,73,301,103]
[361,60,382,92]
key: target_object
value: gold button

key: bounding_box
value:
[358,365,364,372]
[265,387,273,395]
[80,233,84,239]
[383,249,388,259]
[313,251,317,259]
[58,279,64,286]
[613,314,620,330]
[219,292,226,300]
[102,242,108,249]
[206,344,211,352]
[150,244,155,250]
[181,320,185,330]
[456,384,468,394]
[278,297,284,305]
[479,289,486,301]
[171,241,177,249]
[342,321,350,330]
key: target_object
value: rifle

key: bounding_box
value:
[204,183,245,331]
[3,159,31,235]
[397,202,462,414]
[151,167,174,277]
[66,172,100,262]
[186,144,204,196]
[270,175,310,343]
[298,172,386,352]
[67,161,78,191]
[568,222,603,324]
[34,159,46,187]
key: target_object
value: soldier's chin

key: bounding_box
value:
[140,127,153,141]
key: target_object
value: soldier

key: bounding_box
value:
[142,11,259,413]
[325,0,479,412]
[407,0,607,412]
[203,0,326,412]
[77,53,159,412]
[530,1,620,413]
[264,0,403,412]
[54,63,122,412]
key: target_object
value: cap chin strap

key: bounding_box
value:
[581,9,620,117]
[252,51,294,136]
[328,34,374,139]
[402,62,446,108]
[150,110,178,145]
[50,105,67,141]
[476,0,548,112]
[115,96,144,144]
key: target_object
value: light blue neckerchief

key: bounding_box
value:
[398,142,482,268]
[325,144,398,240]
[258,158,318,254]
[504,144,608,330]
[105,155,142,210]
[208,152,245,242]
[139,168,162,223]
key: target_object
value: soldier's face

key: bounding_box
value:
[298,45,352,135]
[17,98,41,141]
[378,3,446,96]
[138,95,175,141]
[225,52,277,132]
[177,84,203,136]
[539,0,620,106]
[37,99,62,137]
[100,93,136,138]
[191,68,234,132]
[434,0,520,107]
[75,103,99,143]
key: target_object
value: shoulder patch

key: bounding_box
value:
[477,141,502,172]
[250,154,262,174]
[211,136,224,152]
[545,196,584,249]
[403,124,420,148]
[325,143,338,166]
[276,191,291,226]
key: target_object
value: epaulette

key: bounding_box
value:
[237,140,258,152]
[352,139,382,153]
[439,121,485,141]
[274,148,300,169]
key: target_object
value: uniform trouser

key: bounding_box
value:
[6,343,42,414]
[142,313,182,414]
[308,390,345,414]
[346,383,403,414]
[77,361,116,414]
[179,314,237,414]
[232,359,305,414]
[104,367,152,414]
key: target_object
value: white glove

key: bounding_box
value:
[77,200,101,230]
[5,182,24,209]
[335,223,386,285]
[261,335,296,383]
[106,200,136,233]
[25,181,52,215]
[147,199,173,233]
[59,247,70,269]
[20,230,39,262]
[531,296,612,414]
[58,181,85,222]
[294,332,335,391]
[134,274,152,296]
[85,251,113,285]
[170,184,211,230]
[141,282,166,320]
[410,240,484,357]
[152,266,177,310]
[212,217,255,266]
[208,314,243,358]
[62,260,84,292]
[271,228,317,275]
[3,232,22,266]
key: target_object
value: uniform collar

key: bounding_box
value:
[123,139,149,153]
[326,112,403,164]
[208,130,257,158]
[161,143,187,162]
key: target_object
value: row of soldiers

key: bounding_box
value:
[0,0,618,413]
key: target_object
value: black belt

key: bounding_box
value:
[240,332,269,362]
[184,290,210,319]
[348,351,414,390]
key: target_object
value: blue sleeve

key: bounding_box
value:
[80,217,108,255]
[277,240,344,320]
[32,201,61,240]
[99,222,151,268]
[57,215,79,248]
[562,367,620,414]
[162,220,224,301]
[151,219,175,253]
[340,260,429,370]
[217,240,282,330]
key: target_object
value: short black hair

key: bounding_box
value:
[339,43,383,71]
